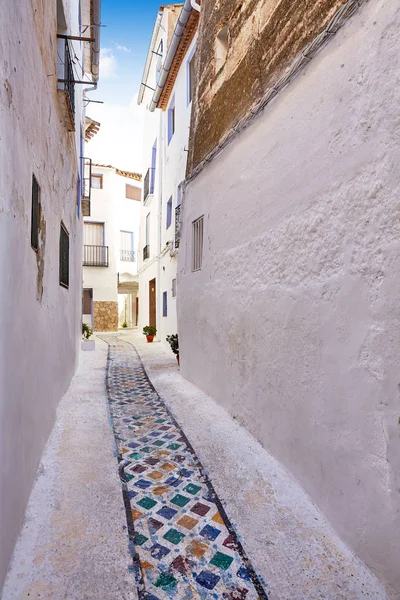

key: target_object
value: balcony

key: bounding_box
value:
[143,245,150,261]
[143,168,155,202]
[57,38,75,131]
[81,158,92,217]
[120,249,135,262]
[83,245,109,267]
[175,204,181,249]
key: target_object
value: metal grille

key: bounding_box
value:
[192,216,203,272]
[59,223,70,288]
[83,245,109,267]
[63,39,75,117]
[120,249,135,262]
[175,204,181,249]
[31,174,40,251]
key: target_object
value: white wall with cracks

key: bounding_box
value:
[178,1,400,597]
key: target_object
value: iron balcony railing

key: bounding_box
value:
[143,245,150,261]
[120,249,135,262]
[59,39,75,118]
[83,245,109,267]
[143,167,155,202]
[175,204,181,249]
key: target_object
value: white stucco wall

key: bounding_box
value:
[178,1,400,596]
[0,0,86,591]
[138,10,195,342]
[83,166,141,314]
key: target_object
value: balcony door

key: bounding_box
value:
[84,222,104,245]
[120,230,134,262]
[149,278,156,330]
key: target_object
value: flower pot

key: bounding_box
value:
[81,339,95,351]
[146,335,154,343]
[176,354,180,366]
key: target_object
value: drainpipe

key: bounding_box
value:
[191,0,201,11]
[138,13,162,105]
[91,0,101,83]
[149,0,193,112]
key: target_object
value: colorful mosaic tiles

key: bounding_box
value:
[102,336,268,600]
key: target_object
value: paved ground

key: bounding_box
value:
[2,332,390,599]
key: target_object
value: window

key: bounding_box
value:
[120,230,134,261]
[126,184,141,200]
[31,174,40,251]
[177,183,182,206]
[168,97,175,144]
[172,279,177,298]
[91,174,103,189]
[162,291,167,317]
[145,213,150,246]
[187,51,196,104]
[59,222,69,288]
[216,26,229,73]
[192,216,204,272]
[166,197,172,229]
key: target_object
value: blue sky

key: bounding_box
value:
[86,0,165,171]
[92,0,162,103]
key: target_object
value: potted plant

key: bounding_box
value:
[143,325,157,343]
[81,322,95,351]
[166,334,179,365]
[122,321,128,328]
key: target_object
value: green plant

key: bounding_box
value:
[166,334,179,355]
[122,321,128,328]
[82,322,93,340]
[143,325,157,336]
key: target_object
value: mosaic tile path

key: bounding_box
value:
[102,336,268,600]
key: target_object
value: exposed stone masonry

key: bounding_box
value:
[93,301,118,332]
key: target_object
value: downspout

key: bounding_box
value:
[191,0,201,11]
[84,0,101,93]
[149,0,193,112]
[138,13,162,105]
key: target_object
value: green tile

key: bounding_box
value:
[210,551,234,570]
[170,494,190,508]
[163,528,185,545]
[153,440,166,447]
[125,473,134,482]
[137,497,158,510]
[128,452,144,460]
[167,443,181,450]
[134,532,148,547]
[141,446,152,453]
[155,419,166,423]
[184,483,201,495]
[154,572,177,590]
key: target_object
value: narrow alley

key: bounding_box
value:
[2,335,388,599]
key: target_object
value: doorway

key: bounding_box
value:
[149,278,156,330]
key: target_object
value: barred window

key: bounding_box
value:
[31,174,40,251]
[172,278,177,298]
[59,222,69,288]
[192,216,204,272]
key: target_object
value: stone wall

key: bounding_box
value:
[178,1,400,596]
[93,301,119,331]
[188,0,347,171]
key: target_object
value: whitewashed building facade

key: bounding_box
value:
[0,0,100,591]
[82,165,142,331]
[137,3,198,342]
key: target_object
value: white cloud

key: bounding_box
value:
[115,44,131,53]
[86,94,144,174]
[100,48,118,79]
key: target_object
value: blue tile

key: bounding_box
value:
[200,525,221,541]
[150,543,171,560]
[134,479,152,489]
[195,570,220,590]
[156,506,178,520]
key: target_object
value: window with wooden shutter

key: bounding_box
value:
[59,222,69,288]
[126,184,141,201]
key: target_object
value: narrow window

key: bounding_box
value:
[120,230,134,261]
[162,291,167,317]
[31,174,40,251]
[192,216,204,272]
[172,279,177,298]
[216,26,229,73]
[177,183,181,206]
[126,184,141,200]
[91,174,103,189]
[145,213,150,246]
[166,197,172,229]
[187,52,196,104]
[168,97,175,144]
[59,222,70,288]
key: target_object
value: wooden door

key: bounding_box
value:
[149,278,156,329]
